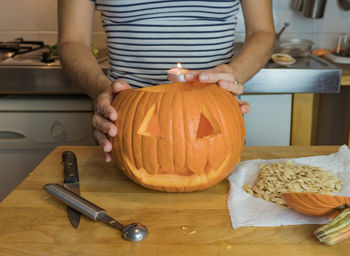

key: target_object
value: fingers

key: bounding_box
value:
[104,152,112,163]
[111,79,131,94]
[218,79,244,95]
[184,70,201,81]
[185,70,244,95]
[95,94,118,121]
[93,126,114,163]
[236,97,250,114]
[92,79,130,163]
[95,79,130,121]
[92,113,117,137]
[185,70,235,84]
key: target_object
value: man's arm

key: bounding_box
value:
[184,0,274,113]
[58,0,111,98]
[58,0,130,162]
[229,0,275,83]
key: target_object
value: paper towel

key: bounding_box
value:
[227,145,350,229]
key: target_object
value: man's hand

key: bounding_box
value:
[184,64,250,114]
[92,79,131,162]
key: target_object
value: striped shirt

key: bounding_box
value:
[92,0,240,88]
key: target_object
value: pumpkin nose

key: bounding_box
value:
[196,105,221,139]
[137,103,162,138]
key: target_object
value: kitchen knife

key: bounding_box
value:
[62,151,81,229]
[43,183,148,241]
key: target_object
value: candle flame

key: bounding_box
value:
[177,62,182,69]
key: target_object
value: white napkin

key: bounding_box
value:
[227,145,350,229]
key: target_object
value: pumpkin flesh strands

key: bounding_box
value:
[314,208,350,245]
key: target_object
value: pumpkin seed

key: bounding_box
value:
[242,161,343,206]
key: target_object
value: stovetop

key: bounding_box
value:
[0,39,341,94]
[0,38,107,67]
[0,47,60,66]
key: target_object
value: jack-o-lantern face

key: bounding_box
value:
[111,82,245,192]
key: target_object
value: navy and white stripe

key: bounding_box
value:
[92,0,240,88]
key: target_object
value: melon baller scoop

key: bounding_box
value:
[43,183,148,242]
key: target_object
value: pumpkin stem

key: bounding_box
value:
[314,207,350,245]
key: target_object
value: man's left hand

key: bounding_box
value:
[184,64,250,114]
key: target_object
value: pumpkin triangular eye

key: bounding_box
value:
[138,103,162,137]
[196,105,221,139]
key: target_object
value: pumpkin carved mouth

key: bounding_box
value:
[124,151,233,192]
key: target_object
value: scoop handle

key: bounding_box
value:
[43,183,105,220]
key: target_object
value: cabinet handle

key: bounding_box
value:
[0,131,26,139]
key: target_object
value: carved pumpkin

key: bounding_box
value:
[281,192,350,218]
[110,82,245,192]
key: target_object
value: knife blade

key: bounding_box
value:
[62,151,81,229]
[43,183,149,241]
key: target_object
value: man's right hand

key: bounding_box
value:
[92,79,131,162]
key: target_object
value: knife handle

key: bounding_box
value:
[62,151,79,183]
[43,183,105,221]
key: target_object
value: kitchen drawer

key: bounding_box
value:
[0,112,96,149]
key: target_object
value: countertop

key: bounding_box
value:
[1,145,349,256]
[336,63,350,86]
[0,55,342,95]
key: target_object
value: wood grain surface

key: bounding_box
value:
[0,146,349,256]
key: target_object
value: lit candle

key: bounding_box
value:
[167,63,189,82]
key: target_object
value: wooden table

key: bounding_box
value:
[0,146,349,256]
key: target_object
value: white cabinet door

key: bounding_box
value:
[240,94,292,146]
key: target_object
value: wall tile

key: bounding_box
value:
[311,33,342,49]
[92,32,107,48]
[93,11,105,32]
[37,32,58,45]
[34,0,58,31]
[274,0,314,34]
[312,1,350,33]
[0,31,40,42]
[0,0,348,49]
[0,0,37,31]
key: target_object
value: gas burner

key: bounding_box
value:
[0,38,60,66]
[0,38,45,56]
[41,48,56,63]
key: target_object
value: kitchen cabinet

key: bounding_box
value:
[291,64,350,146]
[0,95,96,202]
[241,94,292,146]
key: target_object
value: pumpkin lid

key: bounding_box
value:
[281,192,350,218]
